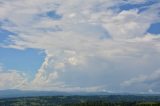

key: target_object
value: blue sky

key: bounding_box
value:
[119,0,157,11]
[147,23,160,34]
[0,48,45,80]
[0,28,14,43]
[0,0,160,93]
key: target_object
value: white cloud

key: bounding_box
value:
[102,9,150,39]
[0,0,160,92]
[121,69,160,93]
[0,66,28,90]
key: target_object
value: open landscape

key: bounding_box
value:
[0,90,160,106]
[0,0,160,106]
[0,95,160,106]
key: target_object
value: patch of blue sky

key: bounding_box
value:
[46,11,62,20]
[118,0,158,13]
[147,22,160,34]
[0,48,45,80]
[0,28,15,44]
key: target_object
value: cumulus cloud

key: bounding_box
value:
[0,66,28,90]
[0,0,160,92]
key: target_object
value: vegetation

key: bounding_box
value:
[0,95,159,106]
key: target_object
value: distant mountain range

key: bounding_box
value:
[0,89,159,98]
[0,89,114,98]
[0,89,69,98]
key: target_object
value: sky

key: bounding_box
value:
[0,0,160,93]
